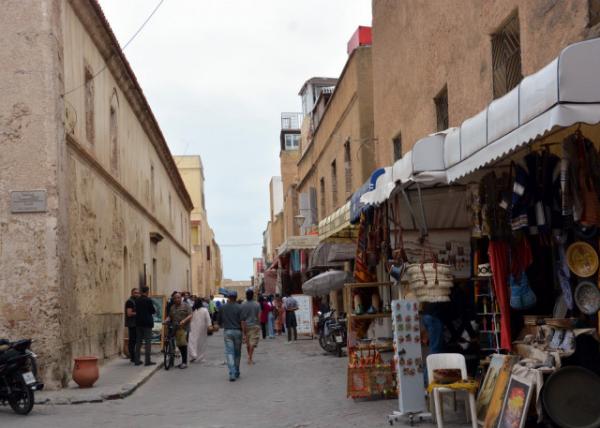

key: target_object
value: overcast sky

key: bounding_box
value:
[98,0,372,280]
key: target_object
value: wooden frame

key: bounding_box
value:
[496,373,534,428]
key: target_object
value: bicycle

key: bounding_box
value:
[162,322,180,370]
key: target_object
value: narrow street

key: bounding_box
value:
[1,334,397,428]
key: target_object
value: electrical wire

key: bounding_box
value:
[63,0,166,97]
[220,243,263,248]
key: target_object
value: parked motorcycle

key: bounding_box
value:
[317,310,347,357]
[0,339,43,415]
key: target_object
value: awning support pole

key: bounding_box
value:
[415,183,429,241]
[401,188,419,232]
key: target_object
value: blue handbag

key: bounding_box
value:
[510,272,537,310]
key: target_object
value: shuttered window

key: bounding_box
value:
[492,13,522,99]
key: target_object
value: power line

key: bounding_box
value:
[220,243,263,248]
[63,0,166,97]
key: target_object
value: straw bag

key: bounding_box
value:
[406,247,454,302]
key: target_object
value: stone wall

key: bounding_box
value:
[372,0,600,167]
[297,47,375,222]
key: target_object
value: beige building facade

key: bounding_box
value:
[0,0,193,388]
[175,155,223,297]
[296,47,375,223]
[372,0,600,167]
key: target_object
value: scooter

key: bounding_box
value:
[0,339,43,415]
[317,310,347,357]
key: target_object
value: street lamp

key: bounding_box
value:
[294,214,306,230]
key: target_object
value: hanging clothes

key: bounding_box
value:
[354,212,377,283]
[488,240,512,351]
[556,243,574,310]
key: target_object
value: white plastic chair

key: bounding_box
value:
[426,353,477,428]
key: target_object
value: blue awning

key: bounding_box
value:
[350,168,385,224]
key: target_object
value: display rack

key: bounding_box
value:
[474,276,502,354]
[344,282,396,399]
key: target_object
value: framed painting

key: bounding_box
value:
[497,374,534,428]
[149,295,166,347]
[482,355,518,428]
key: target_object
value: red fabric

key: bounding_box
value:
[488,241,512,351]
[510,237,532,277]
[260,302,272,324]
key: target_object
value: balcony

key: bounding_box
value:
[281,112,303,131]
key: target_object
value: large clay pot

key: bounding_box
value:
[73,356,99,388]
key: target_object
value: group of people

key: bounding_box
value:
[216,289,299,381]
[124,287,301,381]
[124,287,216,370]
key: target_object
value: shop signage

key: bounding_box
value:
[10,190,47,213]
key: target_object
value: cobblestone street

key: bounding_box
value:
[1,333,400,428]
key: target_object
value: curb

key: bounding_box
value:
[35,363,162,405]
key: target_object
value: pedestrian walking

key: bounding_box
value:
[134,286,156,366]
[165,292,192,369]
[124,287,140,362]
[266,295,275,339]
[240,289,261,365]
[258,295,268,339]
[284,294,299,342]
[186,299,214,363]
[273,295,285,336]
[208,295,217,322]
[217,291,244,381]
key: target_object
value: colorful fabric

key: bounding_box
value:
[427,379,478,394]
[354,212,376,283]
[488,240,512,351]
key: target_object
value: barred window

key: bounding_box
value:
[434,85,449,131]
[344,140,352,196]
[393,133,402,162]
[319,177,326,220]
[491,13,522,99]
[331,160,338,208]
[84,65,95,144]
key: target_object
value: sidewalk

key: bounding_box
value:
[35,355,162,405]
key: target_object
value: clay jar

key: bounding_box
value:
[72,356,99,388]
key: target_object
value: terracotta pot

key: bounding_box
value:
[73,356,99,388]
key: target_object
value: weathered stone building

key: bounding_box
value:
[0,0,193,388]
[175,155,223,297]
[296,46,375,224]
[372,0,600,166]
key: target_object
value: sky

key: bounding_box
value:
[98,0,372,280]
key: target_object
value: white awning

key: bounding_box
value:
[318,201,356,241]
[360,167,395,205]
[277,235,320,256]
[445,37,600,182]
[392,134,448,188]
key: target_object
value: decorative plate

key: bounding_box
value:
[574,281,600,315]
[566,242,599,278]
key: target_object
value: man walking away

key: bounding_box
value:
[134,286,156,366]
[284,294,299,342]
[208,295,217,322]
[165,292,192,369]
[240,289,261,365]
[217,291,244,381]
[124,288,140,363]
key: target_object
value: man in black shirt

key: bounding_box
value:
[124,288,140,363]
[217,291,244,381]
[134,286,156,366]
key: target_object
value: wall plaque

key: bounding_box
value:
[10,190,47,213]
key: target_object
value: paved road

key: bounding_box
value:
[1,332,400,428]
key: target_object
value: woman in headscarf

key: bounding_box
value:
[273,294,285,336]
[187,299,214,363]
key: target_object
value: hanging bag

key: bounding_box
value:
[509,272,537,310]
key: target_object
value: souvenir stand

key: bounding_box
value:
[374,38,600,428]
[440,38,600,428]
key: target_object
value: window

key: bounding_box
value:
[109,91,119,174]
[590,0,600,27]
[206,245,211,261]
[319,177,326,219]
[284,133,300,150]
[331,160,338,208]
[84,65,95,144]
[492,13,522,99]
[168,193,172,224]
[434,85,449,131]
[344,140,352,196]
[393,133,402,162]
[150,164,155,210]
